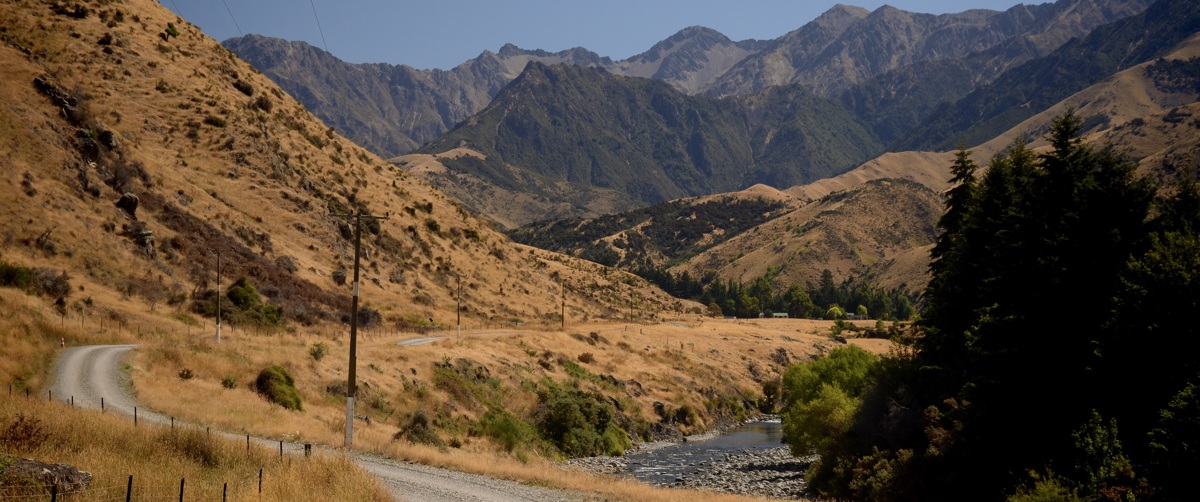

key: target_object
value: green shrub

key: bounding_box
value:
[254,365,302,411]
[309,342,328,361]
[481,409,537,453]
[536,385,627,457]
[0,261,33,291]
[220,375,237,389]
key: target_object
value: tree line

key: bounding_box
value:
[780,112,1200,501]
[635,266,916,320]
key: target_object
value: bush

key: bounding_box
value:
[220,375,237,389]
[309,342,328,361]
[0,261,33,291]
[178,368,194,380]
[232,80,253,96]
[30,268,71,299]
[394,410,444,448]
[481,409,537,453]
[253,95,272,112]
[536,385,628,457]
[0,415,49,451]
[577,352,595,364]
[254,365,302,411]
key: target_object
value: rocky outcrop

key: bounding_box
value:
[2,458,93,495]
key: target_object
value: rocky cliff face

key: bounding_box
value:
[704,0,1154,98]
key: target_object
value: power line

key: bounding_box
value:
[220,0,243,36]
[309,0,330,53]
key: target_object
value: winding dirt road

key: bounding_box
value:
[48,345,584,502]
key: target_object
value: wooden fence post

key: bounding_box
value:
[179,477,185,502]
[126,475,132,502]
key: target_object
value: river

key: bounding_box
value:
[625,419,786,485]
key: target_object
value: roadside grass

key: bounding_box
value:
[0,393,389,501]
[5,283,840,501]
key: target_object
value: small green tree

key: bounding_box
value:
[781,345,878,454]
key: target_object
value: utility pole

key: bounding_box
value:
[456,273,462,338]
[211,249,221,343]
[331,208,388,449]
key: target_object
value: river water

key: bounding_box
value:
[625,419,785,485]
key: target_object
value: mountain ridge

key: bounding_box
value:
[224,0,1150,159]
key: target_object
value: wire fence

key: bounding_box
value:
[0,469,266,501]
[3,387,318,501]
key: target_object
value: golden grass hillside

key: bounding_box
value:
[0,0,680,344]
[0,2,893,500]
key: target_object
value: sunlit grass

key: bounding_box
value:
[0,393,390,501]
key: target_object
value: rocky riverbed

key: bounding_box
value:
[565,441,816,499]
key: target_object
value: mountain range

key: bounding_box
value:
[227,0,1198,295]
[225,0,1152,159]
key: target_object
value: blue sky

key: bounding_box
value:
[164,1,1032,70]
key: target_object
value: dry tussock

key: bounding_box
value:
[0,393,389,501]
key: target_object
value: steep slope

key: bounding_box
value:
[412,62,880,224]
[0,0,676,336]
[896,0,1200,152]
[224,27,764,159]
[705,0,1152,98]
[222,35,613,157]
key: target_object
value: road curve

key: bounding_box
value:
[48,345,583,502]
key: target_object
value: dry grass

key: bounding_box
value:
[0,393,389,501]
[123,314,869,501]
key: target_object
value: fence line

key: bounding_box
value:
[0,471,264,501]
[5,390,317,501]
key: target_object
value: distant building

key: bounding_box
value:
[772,313,789,318]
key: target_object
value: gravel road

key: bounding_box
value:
[48,345,586,502]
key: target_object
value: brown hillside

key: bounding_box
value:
[0,0,679,331]
[675,179,943,292]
